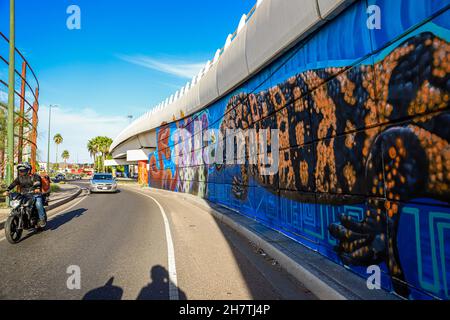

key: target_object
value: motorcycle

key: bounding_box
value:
[4,192,47,244]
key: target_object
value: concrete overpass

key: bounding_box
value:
[110,0,353,163]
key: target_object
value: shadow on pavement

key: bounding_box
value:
[47,208,87,231]
[82,266,187,300]
[83,277,123,300]
[89,190,121,195]
[10,208,88,243]
[137,265,187,300]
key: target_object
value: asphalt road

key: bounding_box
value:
[0,181,315,300]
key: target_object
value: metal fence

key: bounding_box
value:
[0,31,39,177]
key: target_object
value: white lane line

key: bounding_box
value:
[0,192,88,243]
[133,190,179,301]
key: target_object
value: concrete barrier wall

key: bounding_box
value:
[217,23,249,96]
[146,0,450,299]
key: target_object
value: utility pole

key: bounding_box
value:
[6,0,16,186]
[46,105,52,174]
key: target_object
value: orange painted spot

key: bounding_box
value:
[388,209,394,218]
[392,203,399,214]
[389,147,397,159]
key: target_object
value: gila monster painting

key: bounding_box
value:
[216,32,450,297]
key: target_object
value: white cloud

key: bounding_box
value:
[37,105,129,163]
[118,54,205,79]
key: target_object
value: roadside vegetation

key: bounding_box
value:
[87,136,113,173]
[50,184,61,193]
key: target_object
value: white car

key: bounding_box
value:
[89,173,118,193]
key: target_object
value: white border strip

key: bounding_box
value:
[134,191,179,301]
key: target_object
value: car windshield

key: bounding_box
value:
[93,175,113,180]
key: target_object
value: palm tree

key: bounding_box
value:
[53,134,63,169]
[99,136,113,173]
[61,150,70,171]
[87,137,102,172]
[87,136,113,172]
[87,139,98,170]
[93,137,102,171]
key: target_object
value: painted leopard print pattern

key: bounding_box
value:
[218,32,450,297]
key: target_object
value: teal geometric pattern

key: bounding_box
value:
[402,208,450,299]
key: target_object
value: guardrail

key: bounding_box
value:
[0,31,40,175]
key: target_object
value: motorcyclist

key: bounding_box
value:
[3,162,47,228]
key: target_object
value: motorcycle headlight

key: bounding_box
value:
[10,200,21,209]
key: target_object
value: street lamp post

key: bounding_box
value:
[46,105,52,174]
[6,0,15,186]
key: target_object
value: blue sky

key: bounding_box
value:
[0,0,254,163]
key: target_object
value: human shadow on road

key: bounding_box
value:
[137,265,187,300]
[83,277,123,300]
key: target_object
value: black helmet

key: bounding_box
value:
[17,162,32,173]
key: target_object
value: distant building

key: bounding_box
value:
[38,162,48,172]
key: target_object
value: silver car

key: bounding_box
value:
[89,173,118,193]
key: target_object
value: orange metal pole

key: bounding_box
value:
[17,61,26,163]
[30,87,39,173]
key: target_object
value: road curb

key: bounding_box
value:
[0,185,82,231]
[122,185,348,300]
[47,185,82,211]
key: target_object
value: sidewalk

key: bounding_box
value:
[121,182,399,300]
[0,183,82,228]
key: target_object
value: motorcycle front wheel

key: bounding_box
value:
[5,215,23,244]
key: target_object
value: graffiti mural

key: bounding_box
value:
[149,122,178,191]
[149,112,210,197]
[148,1,450,299]
[138,160,148,185]
[217,31,450,298]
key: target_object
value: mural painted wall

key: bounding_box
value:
[148,0,450,299]
[138,160,148,185]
